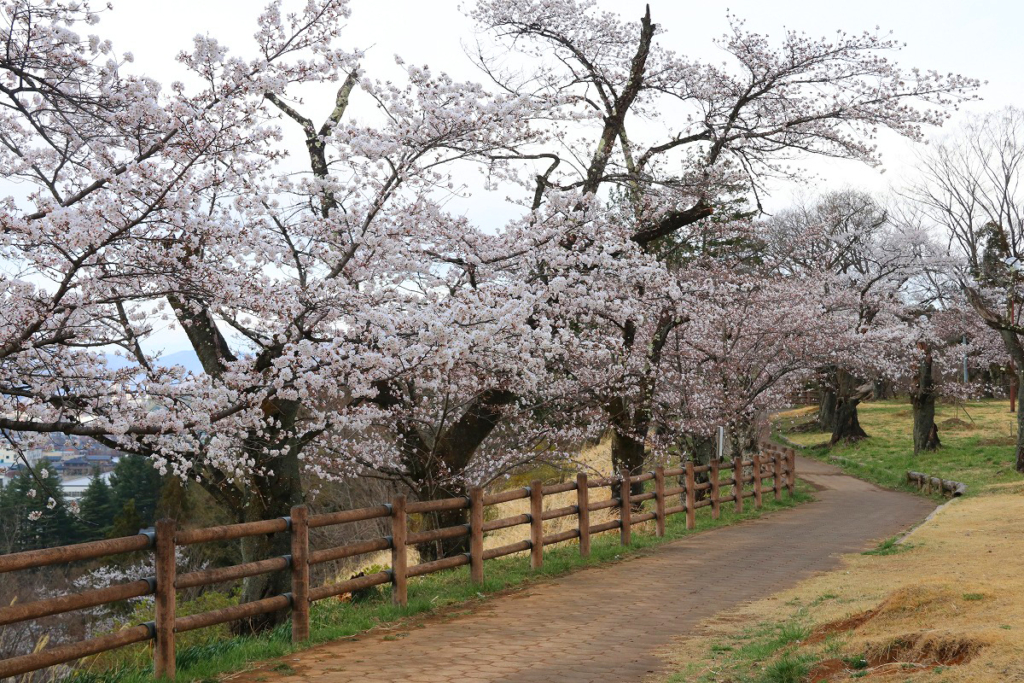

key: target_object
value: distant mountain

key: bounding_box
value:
[102,350,204,375]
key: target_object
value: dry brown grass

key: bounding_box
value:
[662,493,1024,681]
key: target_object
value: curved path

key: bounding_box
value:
[233,458,934,683]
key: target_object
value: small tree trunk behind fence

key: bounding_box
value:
[576,473,590,557]
[654,466,666,537]
[620,470,631,546]
[770,454,778,501]
[391,495,407,606]
[530,480,544,569]
[733,457,743,514]
[684,461,696,530]
[469,488,484,584]
[710,459,720,520]
[753,455,762,508]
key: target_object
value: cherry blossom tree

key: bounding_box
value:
[470,0,979,480]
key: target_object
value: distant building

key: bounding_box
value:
[62,455,117,478]
[62,470,115,500]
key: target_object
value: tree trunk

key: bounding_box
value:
[233,425,304,635]
[686,435,716,501]
[610,427,647,502]
[818,366,839,432]
[830,370,868,444]
[910,343,940,455]
[414,480,470,562]
[872,378,892,401]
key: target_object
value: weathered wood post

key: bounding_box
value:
[469,487,484,584]
[753,454,763,509]
[710,458,721,520]
[733,456,744,514]
[391,495,408,606]
[290,505,310,643]
[619,469,631,546]
[684,460,696,530]
[773,451,783,501]
[530,480,544,569]
[154,518,176,680]
[787,449,796,496]
[577,474,590,557]
[654,466,666,537]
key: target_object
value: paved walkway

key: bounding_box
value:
[233,458,935,683]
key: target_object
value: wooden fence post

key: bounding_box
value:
[787,450,796,496]
[391,495,407,606]
[619,469,631,546]
[154,518,176,680]
[654,466,666,537]
[773,452,782,501]
[577,473,590,557]
[733,456,743,514]
[684,460,696,530]
[753,454,763,509]
[469,487,484,584]
[530,480,544,569]
[710,458,721,520]
[290,505,309,643]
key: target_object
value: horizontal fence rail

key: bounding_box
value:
[0,446,797,680]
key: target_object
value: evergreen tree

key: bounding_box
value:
[0,463,77,551]
[108,498,144,539]
[109,455,162,527]
[77,467,115,541]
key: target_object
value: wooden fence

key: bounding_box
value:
[0,447,797,680]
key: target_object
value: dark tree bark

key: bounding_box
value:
[909,343,940,455]
[391,389,516,562]
[607,401,649,503]
[830,370,869,444]
[817,366,839,432]
[872,378,893,401]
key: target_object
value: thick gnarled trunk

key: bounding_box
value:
[234,417,305,634]
[830,369,869,444]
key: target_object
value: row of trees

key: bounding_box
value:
[2,0,1019,630]
[0,456,162,552]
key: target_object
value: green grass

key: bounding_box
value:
[69,484,813,683]
[775,399,1024,495]
[861,536,913,557]
[666,616,813,683]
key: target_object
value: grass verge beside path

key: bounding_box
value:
[662,492,1024,683]
[71,484,813,683]
[775,399,1024,495]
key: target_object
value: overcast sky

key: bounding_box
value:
[88,0,1023,354]
[99,0,1021,194]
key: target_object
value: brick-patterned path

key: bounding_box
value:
[233,458,934,683]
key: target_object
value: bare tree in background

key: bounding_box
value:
[908,107,1024,471]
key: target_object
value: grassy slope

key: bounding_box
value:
[72,484,813,683]
[663,399,1024,683]
[776,399,1021,494]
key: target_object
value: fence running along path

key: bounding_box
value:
[906,470,967,497]
[0,447,797,680]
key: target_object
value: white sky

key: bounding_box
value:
[53,1,1024,353]
[99,0,1022,197]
